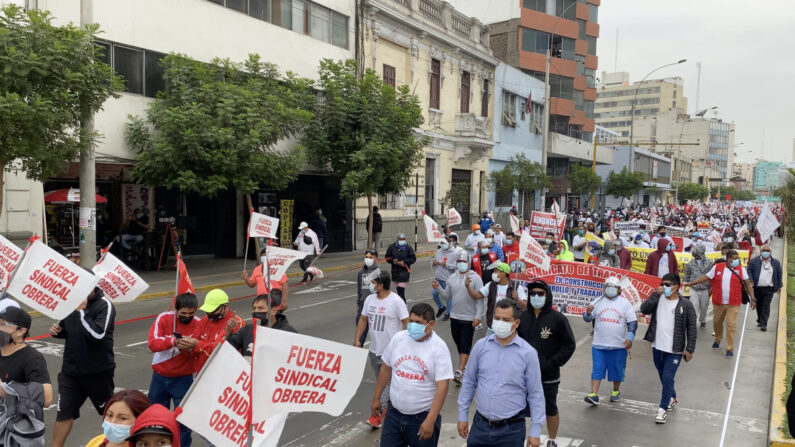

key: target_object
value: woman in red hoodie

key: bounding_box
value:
[644,239,679,278]
[126,404,180,447]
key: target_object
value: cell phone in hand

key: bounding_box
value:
[173,332,182,339]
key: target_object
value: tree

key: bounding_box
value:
[568,164,602,199]
[709,185,755,201]
[439,183,470,215]
[487,154,550,217]
[677,182,708,202]
[0,5,121,218]
[605,167,645,203]
[126,53,311,197]
[773,169,795,240]
[302,59,427,247]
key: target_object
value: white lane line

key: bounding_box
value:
[126,340,148,347]
[291,294,357,310]
[281,411,354,446]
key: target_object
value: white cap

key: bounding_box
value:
[298,222,308,229]
[604,276,621,288]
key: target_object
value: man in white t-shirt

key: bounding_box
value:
[374,303,453,446]
[474,262,527,328]
[582,277,638,405]
[571,227,587,262]
[354,270,409,429]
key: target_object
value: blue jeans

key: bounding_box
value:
[652,348,682,410]
[380,407,440,447]
[467,412,525,447]
[431,280,450,314]
[356,301,369,346]
[149,372,194,447]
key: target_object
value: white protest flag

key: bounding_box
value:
[252,327,368,419]
[0,234,22,290]
[176,342,286,447]
[265,246,308,280]
[423,214,446,243]
[5,240,99,320]
[447,208,462,227]
[551,199,565,225]
[92,252,149,303]
[518,231,550,271]
[757,202,780,243]
[249,212,280,239]
[509,213,520,234]
[618,276,642,312]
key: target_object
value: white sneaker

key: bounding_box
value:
[655,407,668,424]
[668,398,678,411]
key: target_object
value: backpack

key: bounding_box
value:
[0,382,45,447]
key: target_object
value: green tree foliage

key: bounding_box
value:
[487,154,550,216]
[708,185,755,201]
[0,5,121,215]
[605,167,645,202]
[302,59,427,243]
[439,183,470,214]
[677,182,708,202]
[773,169,795,240]
[126,54,311,195]
[568,164,602,197]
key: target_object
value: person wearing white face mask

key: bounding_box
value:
[385,233,417,302]
[483,229,505,262]
[518,281,576,446]
[465,225,485,257]
[457,299,546,447]
[473,262,527,328]
[355,250,381,346]
[432,237,460,321]
[433,251,484,385]
[582,277,637,405]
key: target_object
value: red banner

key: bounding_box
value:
[529,211,565,240]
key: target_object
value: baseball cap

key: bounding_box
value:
[604,277,621,288]
[298,222,308,230]
[495,262,511,274]
[0,306,31,332]
[199,289,229,312]
[127,425,171,438]
[472,224,480,230]
[494,224,502,229]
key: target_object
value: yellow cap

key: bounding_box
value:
[199,289,229,312]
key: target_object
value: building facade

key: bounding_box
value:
[595,145,672,208]
[358,0,497,249]
[731,161,755,190]
[595,72,687,137]
[754,161,783,192]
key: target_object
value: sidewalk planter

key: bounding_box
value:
[770,240,794,446]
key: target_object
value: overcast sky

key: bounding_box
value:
[596,0,795,164]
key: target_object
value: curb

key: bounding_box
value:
[770,239,793,446]
[26,251,433,318]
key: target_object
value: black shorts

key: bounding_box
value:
[56,371,115,421]
[542,382,559,416]
[450,318,475,355]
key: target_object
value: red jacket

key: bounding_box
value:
[616,247,632,270]
[471,252,497,275]
[129,404,180,447]
[644,239,679,277]
[194,310,245,372]
[502,242,520,264]
[711,262,745,306]
[148,311,200,378]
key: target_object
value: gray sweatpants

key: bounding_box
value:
[690,288,711,325]
[369,351,390,409]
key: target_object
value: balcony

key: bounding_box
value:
[455,113,490,139]
[548,132,613,165]
[453,113,493,162]
[375,0,490,49]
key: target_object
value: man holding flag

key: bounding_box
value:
[192,289,245,372]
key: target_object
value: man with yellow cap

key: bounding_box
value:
[193,289,245,371]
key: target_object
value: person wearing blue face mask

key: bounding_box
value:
[747,244,782,332]
[374,303,453,447]
[517,281,576,445]
[685,249,756,359]
[645,239,679,279]
[86,390,149,447]
[385,233,417,302]
[640,274,697,425]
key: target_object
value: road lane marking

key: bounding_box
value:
[126,340,149,347]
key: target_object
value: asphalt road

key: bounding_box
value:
[29,240,781,447]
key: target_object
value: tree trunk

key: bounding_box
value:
[245,193,261,257]
[367,195,374,250]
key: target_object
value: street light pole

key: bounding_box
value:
[79,0,97,269]
[628,59,687,173]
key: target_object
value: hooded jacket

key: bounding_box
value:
[644,239,679,277]
[517,282,576,383]
[683,245,714,292]
[357,263,381,306]
[597,241,620,268]
[556,240,574,261]
[385,240,416,283]
[128,404,180,447]
[53,290,116,376]
[615,243,632,270]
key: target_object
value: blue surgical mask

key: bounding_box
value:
[762,251,771,259]
[407,322,428,340]
[368,283,376,294]
[608,249,615,255]
[260,256,267,265]
[457,262,468,273]
[480,248,489,255]
[505,240,513,246]
[440,243,449,251]
[102,420,131,444]
[605,286,618,298]
[398,240,406,246]
[731,259,740,268]
[663,286,673,297]
[665,245,672,252]
[578,230,584,235]
[530,294,546,309]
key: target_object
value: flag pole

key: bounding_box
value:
[265,238,272,327]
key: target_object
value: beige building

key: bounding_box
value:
[595,71,688,138]
[732,161,755,190]
[359,0,498,244]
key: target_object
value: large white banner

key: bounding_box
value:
[176,342,287,447]
[252,327,368,419]
[92,252,149,303]
[757,202,780,243]
[249,212,280,239]
[447,208,462,227]
[518,231,550,271]
[0,235,22,290]
[264,247,308,280]
[423,214,446,243]
[6,241,99,320]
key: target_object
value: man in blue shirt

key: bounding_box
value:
[479,213,494,233]
[457,299,545,447]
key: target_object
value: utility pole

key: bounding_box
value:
[79,0,96,269]
[541,48,550,211]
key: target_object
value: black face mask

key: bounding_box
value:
[252,312,269,326]
[177,315,194,325]
[659,232,666,237]
[0,332,11,347]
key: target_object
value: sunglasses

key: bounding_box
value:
[661,282,675,287]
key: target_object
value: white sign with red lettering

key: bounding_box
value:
[423,214,446,243]
[264,247,308,281]
[252,327,368,418]
[177,342,286,447]
[619,276,642,311]
[249,212,280,239]
[519,231,550,271]
[509,214,520,234]
[0,235,22,291]
[447,208,462,227]
[91,252,149,303]
[5,240,99,320]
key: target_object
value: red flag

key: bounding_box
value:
[177,258,195,295]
